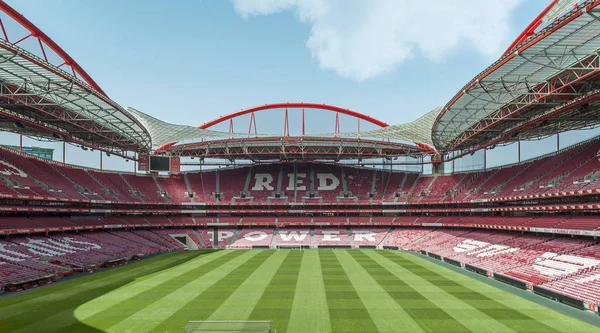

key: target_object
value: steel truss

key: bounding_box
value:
[434,1,600,153]
[0,80,146,150]
[0,1,151,154]
[452,54,600,149]
[155,137,429,161]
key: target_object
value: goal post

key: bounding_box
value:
[275,244,306,250]
[186,320,273,333]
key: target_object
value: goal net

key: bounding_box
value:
[186,320,272,333]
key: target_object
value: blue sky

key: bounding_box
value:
[1,0,597,172]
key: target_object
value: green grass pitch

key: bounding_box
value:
[1,249,599,333]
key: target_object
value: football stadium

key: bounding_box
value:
[3,0,600,332]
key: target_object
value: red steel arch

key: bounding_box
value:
[0,1,107,96]
[502,0,558,56]
[198,102,389,129]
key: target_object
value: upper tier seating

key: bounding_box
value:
[1,136,599,205]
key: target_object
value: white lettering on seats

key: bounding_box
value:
[452,239,519,257]
[278,231,309,242]
[0,160,27,178]
[47,238,89,251]
[316,173,340,191]
[251,173,274,191]
[533,254,600,277]
[576,273,600,283]
[353,231,376,242]
[243,231,268,242]
[322,231,340,241]
[208,231,234,242]
[286,173,307,191]
[0,243,31,262]
[473,244,519,257]
[59,237,101,250]
[453,239,488,253]
[19,239,72,256]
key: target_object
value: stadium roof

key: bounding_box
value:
[126,107,271,146]
[433,0,600,154]
[136,103,437,157]
[5,0,600,162]
[0,2,151,156]
[333,107,441,148]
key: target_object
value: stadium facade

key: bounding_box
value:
[3,0,600,315]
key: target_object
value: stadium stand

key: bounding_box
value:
[229,228,274,248]
[313,228,351,248]
[273,228,312,247]
[1,135,600,205]
[350,228,390,247]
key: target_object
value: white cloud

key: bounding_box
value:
[232,0,524,81]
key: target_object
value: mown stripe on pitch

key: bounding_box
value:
[0,251,197,316]
[335,250,425,333]
[287,251,332,333]
[361,250,516,333]
[58,250,244,332]
[318,250,379,333]
[207,251,290,321]
[149,250,276,333]
[104,250,264,333]
[247,250,303,332]
[400,251,600,333]
[383,251,561,333]
[347,250,471,333]
[0,251,205,333]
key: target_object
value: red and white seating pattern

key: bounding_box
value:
[229,228,274,248]
[1,136,600,204]
[273,228,312,246]
[313,228,351,247]
[383,228,431,249]
[214,228,237,248]
[350,228,389,247]
[541,270,600,305]
[0,228,216,289]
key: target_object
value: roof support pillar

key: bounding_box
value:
[484,148,487,171]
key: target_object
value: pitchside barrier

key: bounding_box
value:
[493,273,528,290]
[532,286,586,310]
[358,245,377,249]
[443,257,462,267]
[186,320,273,333]
[464,264,488,276]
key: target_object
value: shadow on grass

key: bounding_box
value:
[0,250,219,333]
